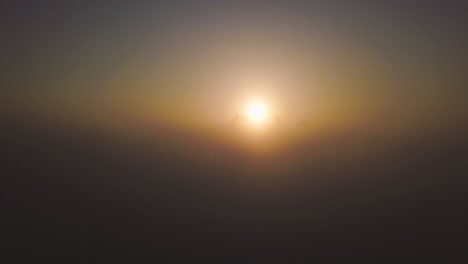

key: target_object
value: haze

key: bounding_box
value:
[2,0,467,261]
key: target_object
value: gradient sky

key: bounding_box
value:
[1,0,467,132]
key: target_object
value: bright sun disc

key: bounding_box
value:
[247,102,268,124]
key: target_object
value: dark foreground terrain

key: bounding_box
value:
[2,113,467,261]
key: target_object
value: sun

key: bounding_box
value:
[246,102,268,124]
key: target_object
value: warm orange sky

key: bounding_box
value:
[1,1,466,135]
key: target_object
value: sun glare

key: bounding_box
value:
[247,102,268,124]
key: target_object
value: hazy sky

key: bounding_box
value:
[1,0,467,130]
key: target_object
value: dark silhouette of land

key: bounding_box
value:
[2,112,467,261]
